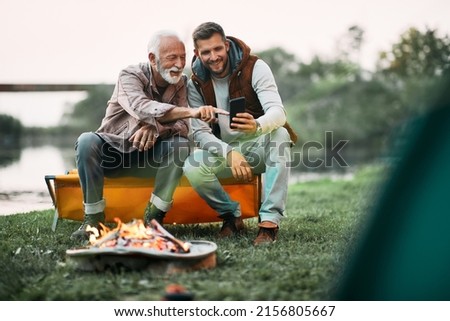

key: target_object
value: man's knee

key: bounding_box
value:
[269,127,292,155]
[261,127,292,167]
[76,132,102,151]
[158,136,191,168]
[183,149,216,176]
[75,132,103,162]
[184,150,203,173]
[271,127,291,144]
[75,133,112,178]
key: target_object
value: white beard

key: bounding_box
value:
[156,60,183,84]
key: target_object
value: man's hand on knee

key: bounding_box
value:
[227,150,253,182]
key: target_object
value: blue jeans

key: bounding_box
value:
[183,127,292,226]
[75,132,190,214]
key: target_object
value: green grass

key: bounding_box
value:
[0,165,387,301]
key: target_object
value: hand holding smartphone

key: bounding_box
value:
[229,97,246,127]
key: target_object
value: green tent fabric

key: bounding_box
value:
[336,84,450,300]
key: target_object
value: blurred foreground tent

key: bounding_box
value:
[336,74,450,300]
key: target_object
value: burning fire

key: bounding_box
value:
[86,218,191,253]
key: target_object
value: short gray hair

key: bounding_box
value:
[147,30,181,58]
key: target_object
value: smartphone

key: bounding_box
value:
[229,97,246,127]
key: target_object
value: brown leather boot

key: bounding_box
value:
[253,221,279,246]
[218,214,245,237]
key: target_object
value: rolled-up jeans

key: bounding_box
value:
[75,132,190,213]
[183,127,292,226]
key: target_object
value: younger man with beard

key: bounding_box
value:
[71,30,225,241]
[184,22,296,246]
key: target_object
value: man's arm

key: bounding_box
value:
[227,60,287,135]
[117,67,226,124]
[251,59,287,134]
[187,80,233,158]
[156,105,226,124]
[116,67,176,123]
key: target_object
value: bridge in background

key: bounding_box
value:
[0,84,112,92]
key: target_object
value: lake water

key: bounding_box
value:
[0,144,356,216]
[0,145,75,215]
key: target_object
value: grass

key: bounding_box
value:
[0,164,387,301]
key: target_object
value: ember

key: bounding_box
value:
[86,218,191,253]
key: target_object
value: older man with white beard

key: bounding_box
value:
[71,30,226,242]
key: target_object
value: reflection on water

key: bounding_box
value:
[0,147,21,168]
[0,145,75,215]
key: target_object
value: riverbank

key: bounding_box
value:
[0,190,53,215]
[0,144,74,215]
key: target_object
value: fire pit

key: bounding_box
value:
[66,219,217,273]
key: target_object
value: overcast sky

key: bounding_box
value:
[1,0,449,125]
[2,0,450,83]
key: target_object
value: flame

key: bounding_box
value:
[86,218,190,253]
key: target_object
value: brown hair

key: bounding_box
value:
[192,22,226,48]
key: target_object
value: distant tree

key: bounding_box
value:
[256,47,299,76]
[377,27,450,78]
[256,27,365,103]
[375,27,450,118]
[61,84,114,132]
[256,47,304,102]
[297,55,360,83]
[286,78,404,149]
[0,114,23,146]
[336,25,365,65]
[265,26,450,166]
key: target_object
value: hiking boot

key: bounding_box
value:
[70,212,105,242]
[144,202,166,226]
[218,214,245,238]
[253,221,279,246]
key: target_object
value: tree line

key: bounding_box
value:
[259,26,450,165]
[4,25,449,165]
